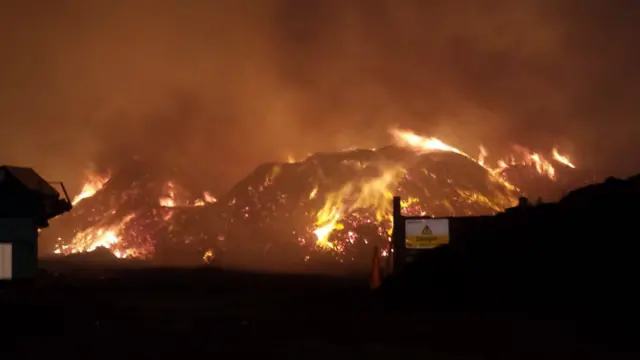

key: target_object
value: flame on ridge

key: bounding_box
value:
[390,128,575,181]
[310,128,577,249]
[71,171,111,205]
[552,148,575,168]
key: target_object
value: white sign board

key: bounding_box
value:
[405,218,450,249]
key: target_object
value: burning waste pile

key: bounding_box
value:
[41,129,578,270]
[42,158,218,265]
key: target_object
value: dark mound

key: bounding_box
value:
[38,247,152,274]
[4,268,632,358]
[382,174,640,314]
[54,246,121,262]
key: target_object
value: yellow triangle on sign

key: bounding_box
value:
[421,225,432,235]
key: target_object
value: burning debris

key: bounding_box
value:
[41,129,578,268]
[43,158,217,264]
[496,145,579,201]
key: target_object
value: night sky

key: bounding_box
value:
[1,0,639,194]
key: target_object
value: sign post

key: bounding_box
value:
[391,196,405,271]
[391,196,452,272]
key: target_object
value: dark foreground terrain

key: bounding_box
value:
[3,175,640,358]
[1,266,638,359]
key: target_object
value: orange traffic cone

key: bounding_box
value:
[370,245,382,290]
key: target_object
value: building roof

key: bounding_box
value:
[0,165,60,197]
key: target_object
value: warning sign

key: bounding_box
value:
[405,218,449,249]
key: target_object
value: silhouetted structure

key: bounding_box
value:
[517,196,530,207]
[0,166,72,279]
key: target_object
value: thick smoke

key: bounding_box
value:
[1,0,639,194]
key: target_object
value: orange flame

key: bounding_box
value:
[552,148,576,168]
[159,181,217,208]
[390,128,576,182]
[53,213,145,258]
[72,172,111,205]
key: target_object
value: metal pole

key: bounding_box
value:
[391,196,406,272]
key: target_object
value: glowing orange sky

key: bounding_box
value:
[1,0,639,194]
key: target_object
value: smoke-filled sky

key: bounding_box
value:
[1,0,639,193]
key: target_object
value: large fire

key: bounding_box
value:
[52,171,217,260]
[44,128,577,266]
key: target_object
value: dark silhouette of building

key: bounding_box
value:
[0,166,72,279]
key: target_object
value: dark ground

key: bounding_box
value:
[1,265,638,359]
